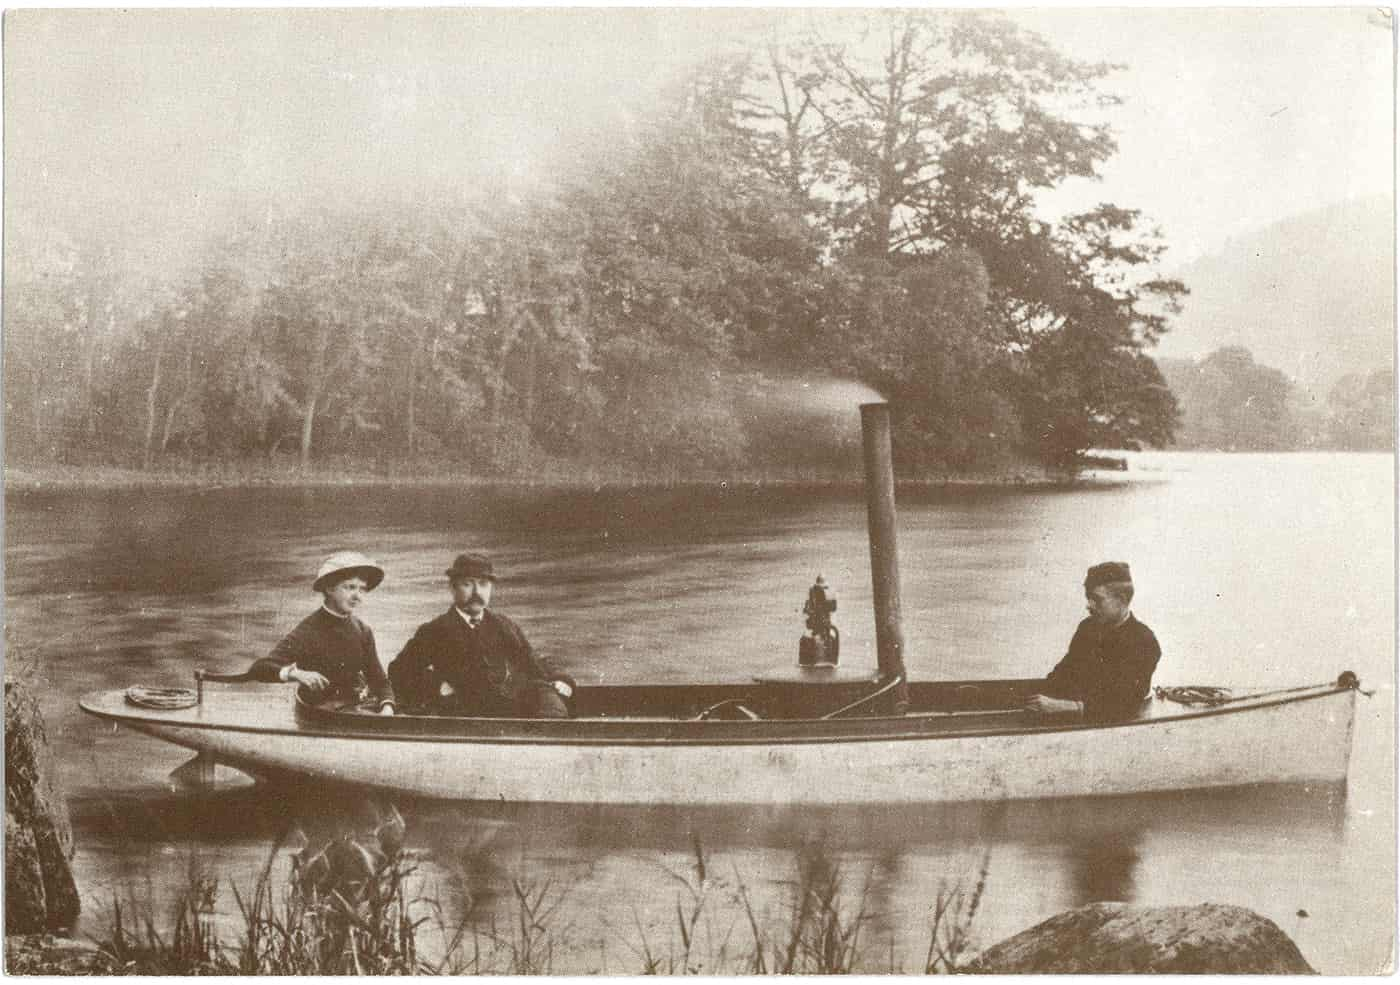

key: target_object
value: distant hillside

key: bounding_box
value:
[1159,196,1394,398]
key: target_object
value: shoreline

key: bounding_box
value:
[3,464,1129,494]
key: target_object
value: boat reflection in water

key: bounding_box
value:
[71,778,1349,972]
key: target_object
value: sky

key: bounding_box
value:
[1014,6,1394,262]
[3,5,1394,273]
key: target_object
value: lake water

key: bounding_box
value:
[4,451,1394,972]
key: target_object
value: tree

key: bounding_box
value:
[559,65,822,468]
[4,11,1188,479]
[3,224,87,462]
[742,12,1116,253]
[814,247,1027,471]
[1326,369,1395,451]
[254,209,450,470]
[1008,209,1182,463]
[181,243,279,462]
[1158,347,1298,451]
[257,220,357,468]
[437,201,597,471]
[735,10,1183,468]
[130,296,184,470]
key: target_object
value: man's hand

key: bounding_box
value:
[378,704,395,716]
[1023,694,1083,716]
[290,668,330,691]
[552,680,574,699]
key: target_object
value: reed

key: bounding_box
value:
[621,835,888,975]
[739,837,876,974]
[924,849,992,973]
[95,805,430,975]
[88,814,990,975]
[622,831,731,975]
[97,855,222,974]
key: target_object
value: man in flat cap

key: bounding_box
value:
[388,553,574,717]
[1024,562,1161,721]
[250,550,395,714]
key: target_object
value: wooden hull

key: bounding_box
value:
[79,681,1357,804]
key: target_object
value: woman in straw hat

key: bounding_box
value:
[249,550,395,715]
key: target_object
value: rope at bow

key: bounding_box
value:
[125,685,200,710]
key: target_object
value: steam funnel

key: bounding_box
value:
[860,403,909,708]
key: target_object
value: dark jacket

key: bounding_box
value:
[388,608,571,717]
[250,607,394,710]
[1042,613,1161,721]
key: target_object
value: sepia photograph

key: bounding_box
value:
[3,4,1394,975]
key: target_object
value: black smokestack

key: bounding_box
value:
[860,402,909,709]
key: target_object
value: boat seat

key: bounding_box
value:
[693,698,762,721]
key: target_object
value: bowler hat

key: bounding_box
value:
[314,551,385,593]
[446,553,496,582]
[1084,562,1132,590]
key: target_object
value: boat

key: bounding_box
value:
[79,676,1358,804]
[79,404,1362,805]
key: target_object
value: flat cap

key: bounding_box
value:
[1084,562,1132,590]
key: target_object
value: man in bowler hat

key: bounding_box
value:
[1024,562,1161,721]
[388,553,574,717]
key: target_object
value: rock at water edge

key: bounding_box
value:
[968,901,1315,974]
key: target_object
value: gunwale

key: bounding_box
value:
[79,678,1355,747]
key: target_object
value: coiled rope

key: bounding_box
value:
[125,686,200,710]
[1153,685,1236,706]
[1155,676,1367,707]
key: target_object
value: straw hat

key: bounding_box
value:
[313,551,385,593]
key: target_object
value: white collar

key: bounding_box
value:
[321,604,350,620]
[455,606,485,628]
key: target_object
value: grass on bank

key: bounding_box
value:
[82,813,990,975]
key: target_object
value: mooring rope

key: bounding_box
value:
[1154,678,1359,707]
[125,685,200,710]
[821,674,906,720]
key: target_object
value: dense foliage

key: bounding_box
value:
[5,12,1190,477]
[1160,348,1394,452]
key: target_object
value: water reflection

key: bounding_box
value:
[1069,830,1140,902]
[69,778,1348,970]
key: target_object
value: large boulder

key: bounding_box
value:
[5,682,80,934]
[968,902,1315,974]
